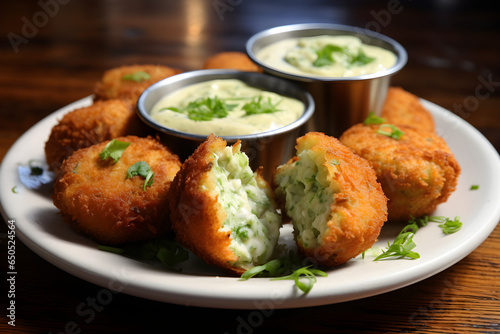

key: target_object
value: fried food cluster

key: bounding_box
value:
[52,136,181,245]
[45,57,461,275]
[340,87,460,221]
[94,64,181,103]
[168,134,281,275]
[45,99,148,172]
[202,51,262,72]
[274,132,387,267]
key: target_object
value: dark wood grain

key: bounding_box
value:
[1,1,499,333]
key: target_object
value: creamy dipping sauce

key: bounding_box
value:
[150,79,304,136]
[256,35,397,78]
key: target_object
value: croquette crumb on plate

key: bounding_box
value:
[1,96,500,309]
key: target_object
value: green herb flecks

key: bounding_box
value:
[240,250,328,293]
[373,215,463,261]
[164,96,237,121]
[313,44,375,68]
[99,139,130,163]
[271,266,328,293]
[122,71,151,82]
[373,222,420,261]
[127,161,154,190]
[242,96,282,116]
[470,185,479,190]
[377,124,404,140]
[424,216,463,234]
[313,44,344,67]
[364,111,386,125]
[349,49,376,66]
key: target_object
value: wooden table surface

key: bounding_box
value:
[1,1,499,333]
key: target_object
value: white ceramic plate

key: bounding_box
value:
[1,96,500,309]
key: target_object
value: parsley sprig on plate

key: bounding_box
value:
[240,250,328,293]
[373,215,463,261]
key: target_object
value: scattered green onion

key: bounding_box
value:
[240,250,328,293]
[373,215,462,261]
[470,185,479,190]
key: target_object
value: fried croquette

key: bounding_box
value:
[94,64,181,102]
[52,136,181,245]
[339,124,460,221]
[274,132,387,267]
[44,99,148,172]
[202,51,262,72]
[168,134,281,275]
[381,87,435,132]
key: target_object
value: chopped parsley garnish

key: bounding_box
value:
[163,95,282,121]
[164,96,237,121]
[373,215,463,261]
[122,71,151,82]
[242,96,282,116]
[240,250,328,293]
[313,44,344,67]
[312,44,375,68]
[99,139,130,163]
[470,185,479,190]
[377,124,404,140]
[350,49,376,66]
[364,111,386,125]
[373,221,420,261]
[127,161,154,190]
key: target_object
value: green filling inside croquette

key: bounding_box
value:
[275,149,336,249]
[212,144,281,269]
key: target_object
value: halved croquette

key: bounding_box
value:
[274,132,387,267]
[168,134,282,275]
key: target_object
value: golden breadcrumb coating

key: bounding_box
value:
[339,124,460,221]
[274,132,387,267]
[45,99,149,172]
[52,136,181,245]
[94,64,181,103]
[168,134,281,275]
[381,86,435,132]
[202,52,262,72]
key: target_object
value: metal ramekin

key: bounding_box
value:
[137,69,315,180]
[246,23,407,137]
